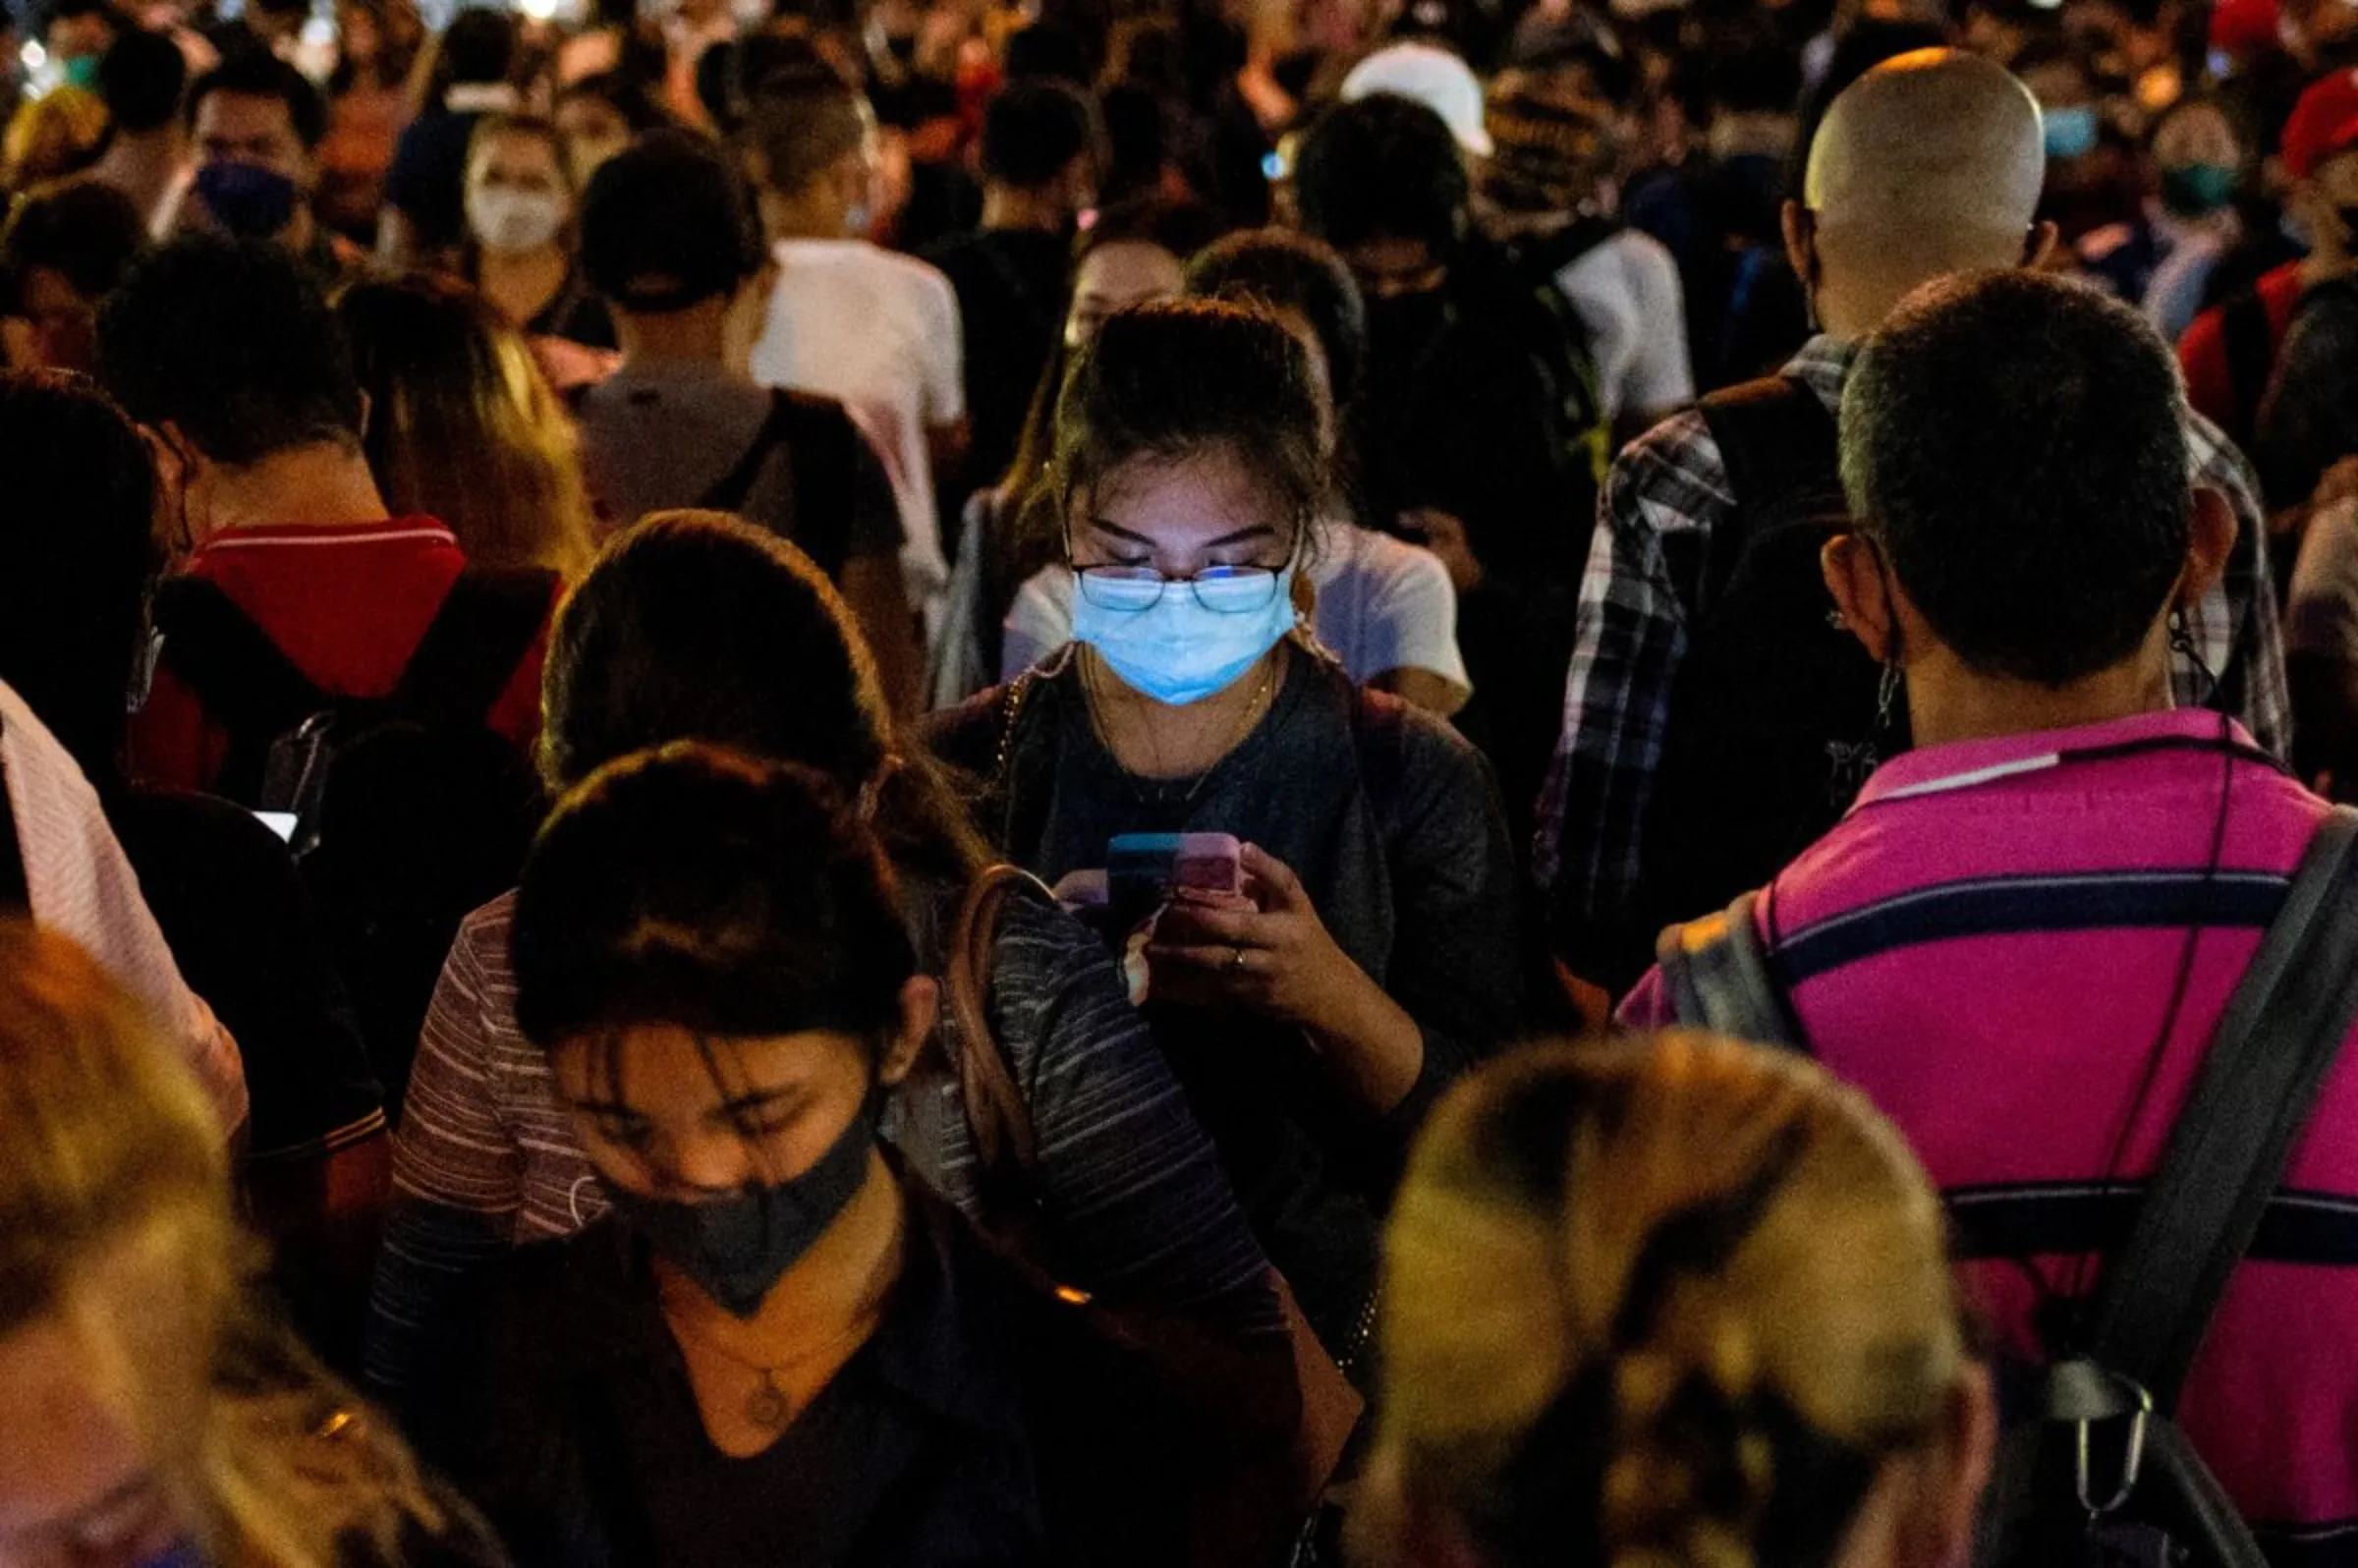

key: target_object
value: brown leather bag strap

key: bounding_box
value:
[944,863,1057,1190]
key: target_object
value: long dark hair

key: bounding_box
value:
[539,511,986,891]
[0,369,161,788]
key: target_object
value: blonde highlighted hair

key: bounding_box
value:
[1377,1033,1969,1568]
[0,923,457,1568]
[338,272,598,580]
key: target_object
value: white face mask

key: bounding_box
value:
[469,187,567,254]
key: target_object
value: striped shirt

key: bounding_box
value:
[1536,336,2292,984]
[1623,708,2358,1563]
[370,887,1277,1407]
[1,682,247,1135]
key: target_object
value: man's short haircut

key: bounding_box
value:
[1,181,144,308]
[737,71,869,195]
[1293,93,1467,256]
[95,237,365,464]
[980,80,1098,190]
[1840,270,2193,687]
[1186,228,1368,402]
[97,28,186,134]
[187,49,327,148]
[580,129,763,311]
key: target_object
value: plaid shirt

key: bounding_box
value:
[1534,335,2292,977]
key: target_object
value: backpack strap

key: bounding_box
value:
[1695,377,1845,617]
[150,576,332,801]
[699,388,803,517]
[2220,288,2275,443]
[2087,805,2358,1408]
[1656,891,1805,1049]
[390,568,558,729]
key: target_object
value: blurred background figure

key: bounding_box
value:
[0,178,141,369]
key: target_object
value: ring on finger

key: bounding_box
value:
[1229,945,1249,974]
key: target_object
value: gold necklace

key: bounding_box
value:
[657,1284,885,1434]
[1083,648,1281,807]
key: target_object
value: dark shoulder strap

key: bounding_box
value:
[2221,288,2275,441]
[774,390,868,557]
[1656,891,1804,1049]
[1697,374,1842,516]
[698,389,804,517]
[1694,375,1845,609]
[151,576,332,800]
[0,721,25,914]
[151,576,330,734]
[392,568,558,727]
[2090,806,2358,1406]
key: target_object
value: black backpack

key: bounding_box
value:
[151,570,553,1113]
[1657,809,2358,1568]
[1463,220,1616,503]
[1631,374,1906,979]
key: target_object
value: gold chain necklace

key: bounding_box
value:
[1081,648,1281,809]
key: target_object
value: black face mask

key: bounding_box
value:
[602,1101,876,1318]
[1363,286,1452,384]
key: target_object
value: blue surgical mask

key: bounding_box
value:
[195,162,299,239]
[2161,162,2239,216]
[1071,568,1299,707]
[2044,105,2100,162]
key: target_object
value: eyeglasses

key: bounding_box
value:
[1072,560,1290,614]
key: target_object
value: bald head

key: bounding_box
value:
[1800,50,2047,329]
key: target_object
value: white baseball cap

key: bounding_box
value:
[1341,41,1494,158]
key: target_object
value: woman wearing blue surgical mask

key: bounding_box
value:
[458,744,1210,1566]
[928,300,1525,1364]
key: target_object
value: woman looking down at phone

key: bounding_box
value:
[929,300,1525,1361]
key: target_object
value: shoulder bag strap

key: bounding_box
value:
[1656,891,1806,1050]
[2088,805,2358,1407]
[698,389,803,517]
[944,863,1058,1208]
[391,568,558,728]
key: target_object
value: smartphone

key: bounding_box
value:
[1107,832,1243,931]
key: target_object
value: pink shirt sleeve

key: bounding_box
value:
[1,682,248,1134]
[1615,965,1677,1030]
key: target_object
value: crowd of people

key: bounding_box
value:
[1,0,2356,1561]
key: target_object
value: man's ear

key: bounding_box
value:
[2179,485,2237,610]
[1780,198,1814,286]
[878,975,938,1088]
[1823,532,1898,664]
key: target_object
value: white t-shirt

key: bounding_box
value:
[1000,522,1472,692]
[1554,227,1694,428]
[751,239,965,617]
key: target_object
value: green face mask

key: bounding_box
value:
[60,52,101,90]
[2162,162,2239,216]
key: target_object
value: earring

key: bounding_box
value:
[2169,607,2221,706]
[1874,656,1902,733]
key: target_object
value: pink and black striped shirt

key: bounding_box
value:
[1625,707,2358,1562]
